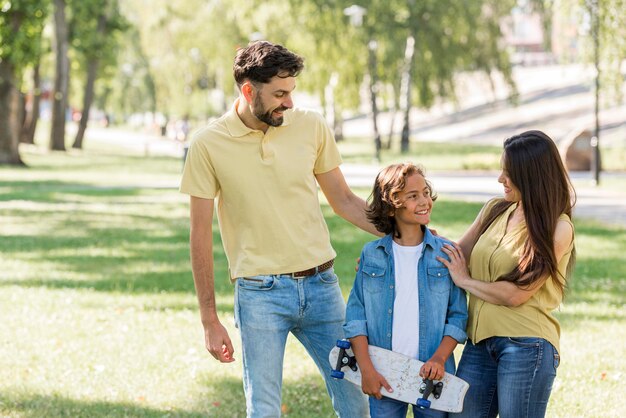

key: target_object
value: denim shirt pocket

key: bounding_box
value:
[426,267,451,294]
[362,264,386,294]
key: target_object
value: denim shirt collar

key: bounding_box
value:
[375,226,437,255]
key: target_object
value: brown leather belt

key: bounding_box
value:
[286,259,334,278]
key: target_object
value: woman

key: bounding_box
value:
[439,130,576,418]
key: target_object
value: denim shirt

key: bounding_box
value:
[344,228,468,374]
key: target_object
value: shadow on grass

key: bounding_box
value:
[0,392,204,418]
[195,374,336,418]
[0,374,335,418]
[0,180,145,202]
[0,208,232,297]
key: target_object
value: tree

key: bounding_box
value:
[0,0,48,165]
[50,0,69,151]
[71,0,126,149]
[538,0,626,183]
[20,58,42,145]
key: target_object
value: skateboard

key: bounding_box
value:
[329,340,469,412]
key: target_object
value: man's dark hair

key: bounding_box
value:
[233,41,304,87]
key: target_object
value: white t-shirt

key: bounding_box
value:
[391,241,423,359]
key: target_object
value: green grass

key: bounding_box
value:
[1,145,624,417]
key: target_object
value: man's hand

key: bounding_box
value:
[204,321,235,363]
[360,368,393,399]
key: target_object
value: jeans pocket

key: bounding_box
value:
[318,269,339,284]
[553,349,560,371]
[237,275,276,291]
[506,337,542,347]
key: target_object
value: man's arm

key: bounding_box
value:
[315,167,382,236]
[190,196,234,362]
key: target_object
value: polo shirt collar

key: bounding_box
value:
[224,98,293,138]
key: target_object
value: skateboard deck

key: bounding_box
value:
[329,340,469,412]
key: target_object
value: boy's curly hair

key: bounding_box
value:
[366,163,437,236]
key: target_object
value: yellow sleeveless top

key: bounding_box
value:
[466,199,574,354]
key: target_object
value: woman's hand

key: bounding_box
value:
[437,243,472,289]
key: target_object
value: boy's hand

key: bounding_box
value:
[420,356,445,381]
[361,368,393,399]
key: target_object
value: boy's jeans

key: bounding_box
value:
[234,268,369,418]
[369,396,447,418]
[452,337,559,418]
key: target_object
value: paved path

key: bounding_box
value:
[341,164,626,228]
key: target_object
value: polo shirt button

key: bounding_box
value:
[388,309,392,314]
[438,273,441,277]
[387,333,391,337]
[390,285,394,289]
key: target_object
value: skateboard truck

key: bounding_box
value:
[330,340,358,379]
[417,379,444,409]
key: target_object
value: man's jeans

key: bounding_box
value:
[452,337,559,418]
[234,268,369,418]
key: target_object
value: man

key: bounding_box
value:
[180,41,376,417]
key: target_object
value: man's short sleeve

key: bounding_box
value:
[179,134,220,199]
[313,113,342,174]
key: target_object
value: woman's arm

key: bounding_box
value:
[439,219,574,307]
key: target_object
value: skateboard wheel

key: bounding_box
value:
[336,340,351,349]
[330,370,345,379]
[417,398,431,409]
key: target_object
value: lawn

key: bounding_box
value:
[0,146,624,417]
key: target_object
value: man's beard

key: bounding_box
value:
[253,95,287,127]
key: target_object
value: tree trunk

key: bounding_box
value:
[73,57,99,149]
[50,0,69,151]
[368,41,381,162]
[21,62,41,145]
[324,72,343,141]
[400,35,416,154]
[0,61,24,165]
[385,106,397,150]
[334,110,344,143]
[73,10,107,149]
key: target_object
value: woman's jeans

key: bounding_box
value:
[234,268,369,418]
[453,337,559,418]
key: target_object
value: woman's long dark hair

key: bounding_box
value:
[478,130,576,295]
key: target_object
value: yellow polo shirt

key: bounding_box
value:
[180,100,341,280]
[467,199,574,354]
